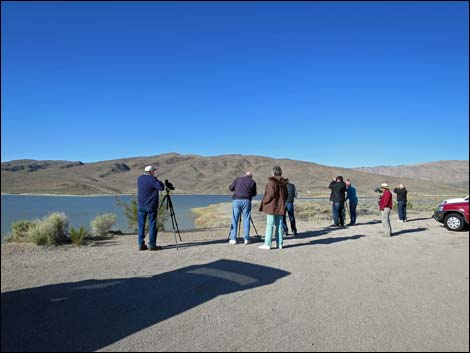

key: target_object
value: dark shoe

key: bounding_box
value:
[347,223,354,226]
[148,245,163,251]
[139,244,148,251]
[293,231,298,236]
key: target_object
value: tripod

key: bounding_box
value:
[227,214,261,242]
[158,189,182,250]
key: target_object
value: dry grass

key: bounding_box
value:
[191,197,443,229]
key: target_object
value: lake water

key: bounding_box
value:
[1,194,264,241]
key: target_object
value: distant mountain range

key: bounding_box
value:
[1,153,468,196]
[354,160,469,187]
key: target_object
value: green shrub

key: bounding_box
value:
[91,213,117,236]
[28,212,69,246]
[115,197,168,232]
[5,220,36,243]
[70,226,89,245]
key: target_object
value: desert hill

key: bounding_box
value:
[1,153,468,197]
[354,160,469,188]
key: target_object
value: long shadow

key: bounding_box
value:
[355,220,381,226]
[291,227,337,240]
[406,217,432,222]
[284,234,365,249]
[1,260,289,352]
[392,227,428,237]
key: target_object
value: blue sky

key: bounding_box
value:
[1,1,468,167]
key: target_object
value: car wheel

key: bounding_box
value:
[444,213,466,231]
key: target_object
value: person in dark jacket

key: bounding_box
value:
[137,165,165,251]
[345,179,358,226]
[282,178,298,236]
[379,183,393,237]
[329,176,347,227]
[228,172,257,245]
[393,184,408,222]
[259,166,288,250]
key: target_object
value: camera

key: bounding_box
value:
[165,179,175,191]
[374,187,383,194]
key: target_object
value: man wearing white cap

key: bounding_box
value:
[379,183,393,237]
[137,165,165,250]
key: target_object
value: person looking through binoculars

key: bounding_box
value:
[228,171,257,245]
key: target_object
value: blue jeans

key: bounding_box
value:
[349,200,358,224]
[264,215,284,247]
[332,201,345,226]
[282,202,297,234]
[397,200,407,221]
[138,206,158,247]
[230,199,252,241]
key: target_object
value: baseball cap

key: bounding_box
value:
[144,165,156,172]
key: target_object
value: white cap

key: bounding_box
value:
[380,183,389,189]
[144,165,156,172]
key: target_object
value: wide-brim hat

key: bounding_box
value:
[380,183,389,189]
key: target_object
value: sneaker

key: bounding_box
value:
[244,239,251,245]
[139,244,148,251]
[278,245,283,250]
[397,220,403,223]
[228,239,237,245]
[258,244,271,250]
[148,245,162,251]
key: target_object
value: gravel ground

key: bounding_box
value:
[1,213,469,352]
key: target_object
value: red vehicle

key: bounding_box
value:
[433,196,469,231]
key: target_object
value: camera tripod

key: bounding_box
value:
[227,215,261,242]
[158,189,182,250]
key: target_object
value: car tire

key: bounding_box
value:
[444,213,466,231]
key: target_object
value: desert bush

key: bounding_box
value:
[115,197,168,232]
[91,213,117,236]
[70,226,89,245]
[28,212,69,246]
[5,220,35,243]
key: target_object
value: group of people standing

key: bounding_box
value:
[228,166,297,250]
[135,164,408,251]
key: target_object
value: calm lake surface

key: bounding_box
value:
[1,194,264,241]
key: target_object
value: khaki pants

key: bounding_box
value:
[381,208,392,237]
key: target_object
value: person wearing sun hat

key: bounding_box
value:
[379,183,393,237]
[137,165,165,251]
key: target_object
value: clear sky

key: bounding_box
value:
[1,1,468,167]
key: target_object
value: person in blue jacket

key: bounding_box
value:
[345,179,358,226]
[137,165,164,251]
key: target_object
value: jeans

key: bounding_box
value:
[332,201,345,226]
[230,199,252,241]
[349,200,358,224]
[264,214,284,247]
[282,202,297,234]
[138,206,158,247]
[397,200,407,221]
[381,208,392,236]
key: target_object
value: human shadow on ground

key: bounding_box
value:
[1,260,289,352]
[354,220,381,226]
[289,226,339,241]
[406,217,433,222]
[283,234,365,249]
[392,227,428,237]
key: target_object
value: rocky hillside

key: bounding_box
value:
[354,160,469,187]
[1,153,468,196]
